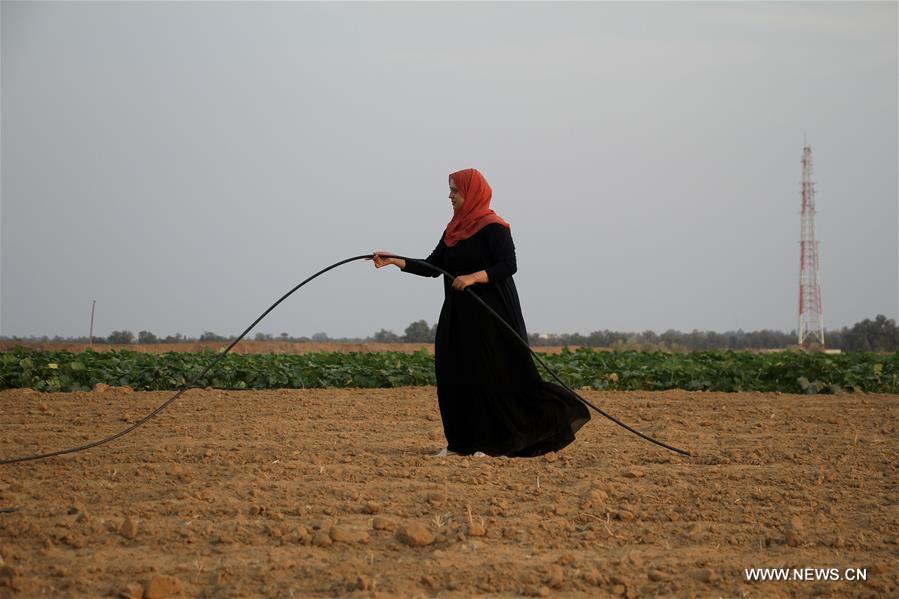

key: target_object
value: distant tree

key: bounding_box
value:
[404,320,432,342]
[107,330,134,344]
[842,315,898,352]
[660,329,680,349]
[199,331,226,342]
[254,332,274,341]
[138,330,158,344]
[162,333,184,343]
[373,329,400,342]
[279,332,289,340]
[825,328,845,349]
[312,332,330,342]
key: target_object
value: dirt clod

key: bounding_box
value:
[295,525,311,544]
[544,564,564,588]
[784,516,804,547]
[361,503,380,514]
[0,565,22,589]
[582,488,608,505]
[118,516,139,540]
[396,522,435,547]
[372,516,396,531]
[144,575,182,599]
[689,568,718,583]
[648,569,668,582]
[329,526,369,544]
[119,582,144,598]
[622,467,645,478]
[612,509,635,521]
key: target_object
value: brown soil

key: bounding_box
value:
[0,341,596,355]
[0,388,896,598]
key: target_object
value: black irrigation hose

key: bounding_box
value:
[1,255,366,465]
[1,253,690,465]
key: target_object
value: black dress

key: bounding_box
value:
[401,223,590,457]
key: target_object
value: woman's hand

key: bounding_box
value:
[368,251,406,270]
[452,270,489,291]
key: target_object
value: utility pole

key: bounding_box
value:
[89,300,96,348]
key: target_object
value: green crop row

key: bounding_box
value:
[540,347,899,394]
[0,346,897,394]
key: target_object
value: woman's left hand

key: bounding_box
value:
[451,273,478,291]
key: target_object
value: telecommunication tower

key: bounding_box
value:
[798,143,825,348]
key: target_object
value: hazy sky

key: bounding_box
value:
[2,1,897,340]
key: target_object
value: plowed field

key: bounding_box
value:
[0,387,896,598]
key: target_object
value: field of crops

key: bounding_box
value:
[1,346,897,394]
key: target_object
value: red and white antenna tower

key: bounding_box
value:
[798,142,825,348]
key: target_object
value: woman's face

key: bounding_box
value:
[448,179,465,212]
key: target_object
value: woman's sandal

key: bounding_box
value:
[432,447,488,458]
[432,447,458,457]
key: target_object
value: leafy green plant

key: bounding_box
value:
[0,346,896,394]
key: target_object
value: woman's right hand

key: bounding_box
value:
[368,251,406,270]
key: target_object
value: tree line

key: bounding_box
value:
[524,314,898,352]
[2,315,896,352]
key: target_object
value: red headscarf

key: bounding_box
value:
[443,168,511,247]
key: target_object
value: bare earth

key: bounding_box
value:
[0,387,896,598]
[0,342,601,356]
[0,341,441,356]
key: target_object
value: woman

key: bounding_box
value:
[370,168,589,457]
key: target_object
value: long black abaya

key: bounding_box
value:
[401,223,590,457]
